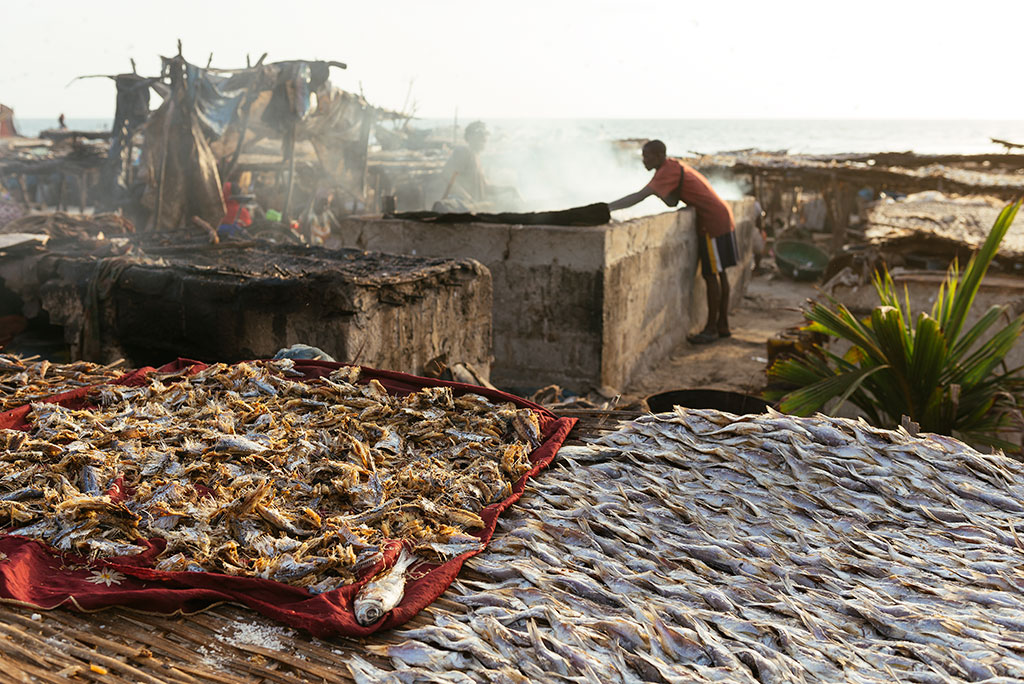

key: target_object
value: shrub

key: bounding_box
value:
[767,200,1024,451]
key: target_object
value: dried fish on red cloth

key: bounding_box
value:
[0,353,125,411]
[0,358,575,637]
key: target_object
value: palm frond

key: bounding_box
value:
[768,199,1024,451]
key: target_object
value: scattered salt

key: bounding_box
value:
[220,623,294,652]
[195,645,226,671]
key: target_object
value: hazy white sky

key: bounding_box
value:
[3,0,1022,121]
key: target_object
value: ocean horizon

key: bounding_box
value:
[13,116,1024,156]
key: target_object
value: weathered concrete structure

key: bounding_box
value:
[337,199,759,393]
[0,241,492,376]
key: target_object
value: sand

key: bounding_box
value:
[622,269,816,407]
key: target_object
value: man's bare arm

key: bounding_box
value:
[609,187,655,211]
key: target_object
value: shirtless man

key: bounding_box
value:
[435,121,520,213]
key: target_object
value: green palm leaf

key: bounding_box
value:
[765,199,1024,451]
[944,201,1020,341]
[778,364,890,417]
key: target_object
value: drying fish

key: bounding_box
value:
[210,435,268,455]
[0,358,544,595]
[342,406,1024,683]
[354,546,419,626]
[0,353,125,411]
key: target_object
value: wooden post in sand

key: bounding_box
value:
[79,172,87,214]
[356,107,377,210]
[57,172,66,212]
[224,84,259,182]
[827,175,851,253]
[17,174,32,209]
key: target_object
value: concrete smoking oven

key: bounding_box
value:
[337,198,760,393]
[1,237,492,376]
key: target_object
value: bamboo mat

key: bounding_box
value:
[0,408,640,683]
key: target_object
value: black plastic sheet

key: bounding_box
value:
[390,202,611,227]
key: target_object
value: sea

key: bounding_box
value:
[415,118,1024,157]
[14,117,1024,156]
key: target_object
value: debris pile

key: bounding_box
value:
[0,212,135,240]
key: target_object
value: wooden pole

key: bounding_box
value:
[79,172,87,214]
[153,56,183,231]
[57,172,66,211]
[828,177,850,253]
[224,85,258,181]
[151,98,175,231]
[17,174,31,209]
[357,107,377,205]
[125,138,134,186]
[282,118,298,223]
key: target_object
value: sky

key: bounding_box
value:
[2,0,1022,121]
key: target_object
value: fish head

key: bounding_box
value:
[354,597,386,626]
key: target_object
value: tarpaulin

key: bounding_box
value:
[392,202,611,227]
[139,84,226,231]
[184,63,246,140]
[0,359,575,637]
[98,74,154,212]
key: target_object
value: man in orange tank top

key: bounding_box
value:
[609,140,738,344]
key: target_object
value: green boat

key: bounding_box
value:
[774,239,830,281]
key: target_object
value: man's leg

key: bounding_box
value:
[702,271,720,335]
[717,270,730,336]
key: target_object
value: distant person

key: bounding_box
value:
[609,139,738,345]
[300,189,338,246]
[58,114,67,130]
[217,181,254,240]
[433,121,520,213]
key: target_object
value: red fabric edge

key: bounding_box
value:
[0,358,577,637]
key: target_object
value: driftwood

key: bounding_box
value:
[992,137,1024,152]
[0,212,135,240]
[189,215,220,244]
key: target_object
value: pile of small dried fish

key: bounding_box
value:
[351,407,1024,683]
[0,359,542,593]
[0,353,125,411]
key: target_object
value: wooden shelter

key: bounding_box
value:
[68,47,402,232]
[693,150,1024,253]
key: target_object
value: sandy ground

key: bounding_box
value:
[620,269,818,407]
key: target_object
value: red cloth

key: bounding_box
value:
[221,201,252,227]
[219,182,252,227]
[645,159,735,237]
[0,359,576,637]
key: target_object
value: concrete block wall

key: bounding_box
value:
[11,251,493,376]
[603,198,758,391]
[109,259,493,375]
[336,197,758,393]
